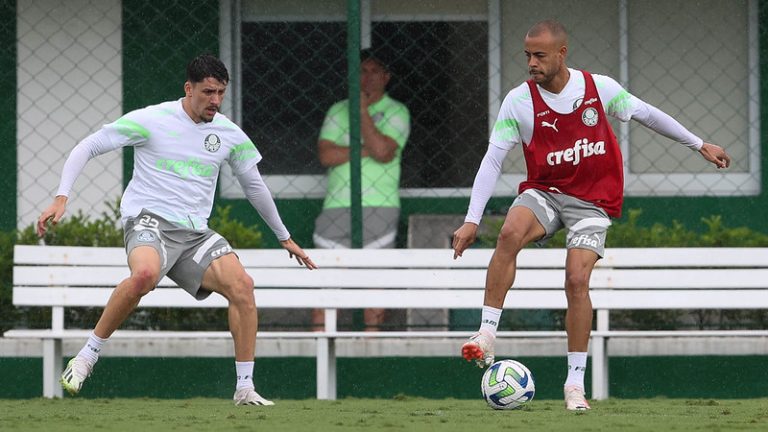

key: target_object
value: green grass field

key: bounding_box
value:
[1,397,767,431]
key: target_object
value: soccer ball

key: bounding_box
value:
[481,359,535,410]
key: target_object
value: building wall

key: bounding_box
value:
[5,0,767,237]
[16,0,123,228]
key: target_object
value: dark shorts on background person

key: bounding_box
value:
[124,209,235,300]
[313,207,399,249]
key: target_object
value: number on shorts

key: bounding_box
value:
[139,215,159,228]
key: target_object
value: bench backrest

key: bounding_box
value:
[12,245,768,310]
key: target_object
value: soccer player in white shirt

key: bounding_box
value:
[452,20,730,410]
[37,54,317,406]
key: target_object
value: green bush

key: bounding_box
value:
[17,198,124,247]
[0,230,19,331]
[208,205,263,249]
[476,209,768,331]
[478,208,768,248]
[2,201,264,333]
[3,206,768,333]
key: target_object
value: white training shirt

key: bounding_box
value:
[465,68,704,224]
[56,99,290,240]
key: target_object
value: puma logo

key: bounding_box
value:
[541,118,559,132]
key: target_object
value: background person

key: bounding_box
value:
[312,49,410,331]
[451,20,730,411]
[37,54,317,406]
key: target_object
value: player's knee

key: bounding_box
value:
[564,272,590,298]
[126,268,157,297]
[496,226,526,253]
[227,273,255,306]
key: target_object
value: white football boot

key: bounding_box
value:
[60,356,94,395]
[233,387,275,406]
[564,385,591,410]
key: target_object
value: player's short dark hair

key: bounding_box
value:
[186,54,229,84]
[361,48,390,73]
[527,19,568,44]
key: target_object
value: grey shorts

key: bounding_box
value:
[511,189,611,257]
[313,207,399,249]
[124,209,234,300]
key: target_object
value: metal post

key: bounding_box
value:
[347,0,363,249]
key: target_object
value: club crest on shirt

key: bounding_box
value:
[204,134,221,152]
[371,112,384,123]
[582,108,598,127]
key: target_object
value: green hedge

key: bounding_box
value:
[476,208,768,331]
[1,202,264,333]
[478,208,768,248]
[2,207,767,333]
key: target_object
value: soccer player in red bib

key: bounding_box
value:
[452,20,730,410]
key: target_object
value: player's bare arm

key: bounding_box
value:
[37,195,68,237]
[698,142,731,169]
[280,238,318,269]
[452,222,479,259]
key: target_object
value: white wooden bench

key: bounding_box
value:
[6,245,768,400]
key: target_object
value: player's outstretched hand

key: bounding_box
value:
[699,142,731,169]
[452,222,479,259]
[280,238,318,269]
[37,196,68,237]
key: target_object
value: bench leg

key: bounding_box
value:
[316,337,337,400]
[42,339,63,398]
[316,308,338,400]
[591,335,608,400]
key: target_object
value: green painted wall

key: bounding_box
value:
[217,197,513,249]
[1,356,766,400]
[0,0,16,231]
[121,0,220,184]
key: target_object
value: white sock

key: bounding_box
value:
[565,352,588,388]
[235,361,255,390]
[77,332,106,365]
[479,305,502,337]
